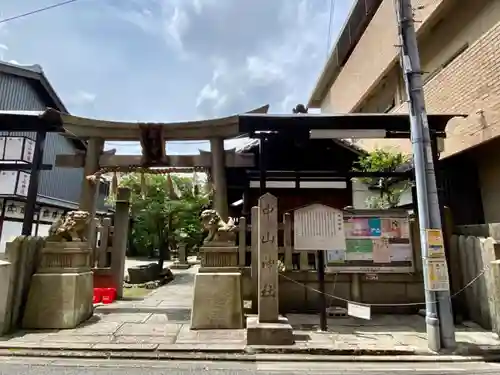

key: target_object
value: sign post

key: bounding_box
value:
[294,204,346,331]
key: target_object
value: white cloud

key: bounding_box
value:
[106,0,191,57]
[67,90,97,106]
[246,56,285,85]
[0,19,9,61]
[195,82,228,112]
[172,0,354,118]
[0,44,7,60]
[164,6,190,52]
[116,8,158,35]
[196,83,219,107]
[1,0,354,154]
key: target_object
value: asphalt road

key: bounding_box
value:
[1,358,500,375]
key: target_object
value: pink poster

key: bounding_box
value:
[381,218,402,238]
[350,218,370,237]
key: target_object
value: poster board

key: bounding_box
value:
[326,209,414,274]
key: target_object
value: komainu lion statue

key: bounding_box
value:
[200,209,237,244]
[46,211,91,242]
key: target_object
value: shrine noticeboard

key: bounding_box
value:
[326,209,414,274]
[294,204,346,251]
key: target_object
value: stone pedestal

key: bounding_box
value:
[200,245,239,268]
[190,272,244,330]
[198,266,240,273]
[22,241,93,329]
[247,315,294,345]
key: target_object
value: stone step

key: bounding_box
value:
[95,305,192,316]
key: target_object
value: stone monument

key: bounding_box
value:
[190,209,244,329]
[247,193,294,345]
[22,211,94,329]
[171,243,191,269]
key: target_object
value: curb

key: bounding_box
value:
[0,346,414,356]
[1,348,500,362]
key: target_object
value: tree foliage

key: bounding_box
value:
[118,173,210,265]
[353,148,411,209]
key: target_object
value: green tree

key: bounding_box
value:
[353,148,411,209]
[118,173,210,269]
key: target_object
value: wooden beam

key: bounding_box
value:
[0,163,53,171]
[55,151,255,169]
[55,154,85,167]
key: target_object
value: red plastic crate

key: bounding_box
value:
[101,288,117,304]
[93,288,103,304]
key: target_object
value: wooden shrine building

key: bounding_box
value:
[226,137,363,218]
[225,112,460,219]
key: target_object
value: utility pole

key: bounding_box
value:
[393,0,456,351]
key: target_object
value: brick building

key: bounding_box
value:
[308,0,500,224]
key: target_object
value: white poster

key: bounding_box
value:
[389,243,413,262]
[425,258,450,291]
[326,249,345,263]
[347,302,371,320]
[372,238,391,263]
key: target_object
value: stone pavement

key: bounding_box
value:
[1,265,500,357]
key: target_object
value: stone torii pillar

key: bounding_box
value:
[79,137,104,215]
[210,137,229,221]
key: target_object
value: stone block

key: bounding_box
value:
[200,246,239,268]
[190,272,244,330]
[3,237,45,333]
[246,315,294,345]
[0,260,13,334]
[38,241,92,273]
[22,271,93,329]
[198,266,241,273]
[128,263,161,284]
[170,262,191,270]
[489,260,500,336]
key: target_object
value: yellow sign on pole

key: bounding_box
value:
[426,229,445,257]
[425,258,450,291]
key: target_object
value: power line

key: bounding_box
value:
[325,0,337,60]
[0,0,81,25]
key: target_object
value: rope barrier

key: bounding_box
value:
[278,266,488,308]
[86,166,207,181]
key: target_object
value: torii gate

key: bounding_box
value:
[52,105,269,222]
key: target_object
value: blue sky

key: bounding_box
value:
[0,0,354,155]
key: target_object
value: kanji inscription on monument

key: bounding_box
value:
[258,193,279,323]
[294,204,346,251]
